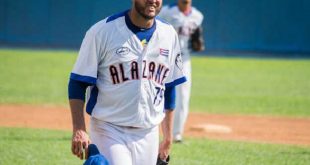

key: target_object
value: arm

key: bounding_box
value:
[159,109,174,160]
[68,79,91,160]
[70,99,90,160]
[69,27,100,160]
[159,85,176,160]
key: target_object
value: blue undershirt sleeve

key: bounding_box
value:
[68,79,92,101]
[164,85,176,110]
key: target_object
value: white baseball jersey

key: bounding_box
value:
[159,4,204,141]
[159,4,204,61]
[71,11,186,128]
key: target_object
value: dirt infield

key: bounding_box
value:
[0,104,309,146]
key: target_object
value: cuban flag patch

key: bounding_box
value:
[159,48,169,56]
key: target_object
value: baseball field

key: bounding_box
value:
[0,49,309,165]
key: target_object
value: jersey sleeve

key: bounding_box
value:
[70,30,101,85]
[195,9,204,27]
[165,31,187,87]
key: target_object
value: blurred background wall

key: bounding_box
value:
[0,0,309,54]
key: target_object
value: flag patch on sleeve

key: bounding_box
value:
[159,48,169,56]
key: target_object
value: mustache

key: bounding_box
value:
[146,3,157,8]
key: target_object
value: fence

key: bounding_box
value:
[0,0,309,53]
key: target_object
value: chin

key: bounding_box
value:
[148,13,156,18]
[143,12,156,19]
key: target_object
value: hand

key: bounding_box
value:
[71,129,90,160]
[158,139,172,161]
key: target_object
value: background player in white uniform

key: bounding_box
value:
[68,0,186,165]
[159,0,204,142]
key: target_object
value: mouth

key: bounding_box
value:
[147,5,156,11]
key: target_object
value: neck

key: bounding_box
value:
[129,9,154,29]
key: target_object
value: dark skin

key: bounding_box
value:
[70,99,89,160]
[70,0,173,161]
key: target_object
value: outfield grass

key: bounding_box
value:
[0,128,83,165]
[191,56,310,116]
[0,49,76,105]
[0,49,310,116]
[0,128,309,165]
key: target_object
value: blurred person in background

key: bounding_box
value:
[159,0,204,142]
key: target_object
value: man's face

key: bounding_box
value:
[133,0,162,20]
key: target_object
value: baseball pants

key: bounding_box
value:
[90,118,159,165]
[173,59,191,137]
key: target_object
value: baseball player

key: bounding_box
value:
[68,0,186,165]
[158,0,204,142]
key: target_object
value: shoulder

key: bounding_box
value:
[160,4,178,15]
[105,10,127,23]
[156,16,171,26]
[166,3,178,11]
[155,17,175,33]
[162,3,177,10]
[86,10,127,37]
[155,18,178,40]
[191,7,204,21]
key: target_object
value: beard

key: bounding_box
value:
[134,1,162,20]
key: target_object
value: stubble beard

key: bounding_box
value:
[134,1,161,20]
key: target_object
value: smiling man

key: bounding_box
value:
[68,0,186,165]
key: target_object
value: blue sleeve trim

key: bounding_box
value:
[165,76,187,88]
[68,79,90,101]
[164,86,176,110]
[70,73,97,85]
[86,86,99,115]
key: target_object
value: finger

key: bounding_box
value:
[71,141,75,154]
[80,148,84,160]
[77,145,84,160]
[85,146,89,159]
[73,141,79,155]
[76,150,80,159]
[79,141,84,157]
[84,142,89,159]
[81,141,87,159]
[75,141,82,155]
[159,152,167,160]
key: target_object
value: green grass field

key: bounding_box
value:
[191,56,310,116]
[0,49,75,105]
[1,49,310,116]
[0,128,309,165]
[0,49,310,165]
